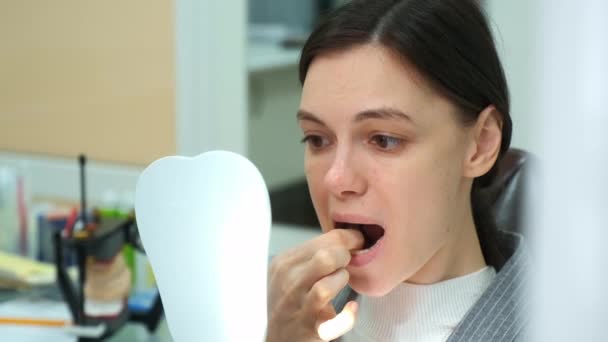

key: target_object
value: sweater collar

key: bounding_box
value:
[332,231,528,342]
[352,266,496,341]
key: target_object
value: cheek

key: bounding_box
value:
[304,156,331,230]
[368,165,455,283]
[400,137,465,205]
[376,148,462,243]
[304,155,326,194]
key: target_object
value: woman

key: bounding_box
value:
[267,0,528,341]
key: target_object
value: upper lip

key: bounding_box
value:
[331,213,382,227]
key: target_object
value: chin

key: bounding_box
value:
[348,273,396,297]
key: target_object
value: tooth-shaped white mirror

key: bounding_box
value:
[135,151,271,341]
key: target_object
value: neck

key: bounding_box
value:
[350,265,496,342]
[407,194,486,284]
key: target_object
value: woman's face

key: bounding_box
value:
[299,44,476,296]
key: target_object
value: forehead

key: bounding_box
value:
[300,44,452,125]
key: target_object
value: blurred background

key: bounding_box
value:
[0,0,541,251]
[0,0,605,341]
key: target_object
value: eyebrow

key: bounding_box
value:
[296,110,327,126]
[296,107,414,126]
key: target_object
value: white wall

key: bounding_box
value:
[248,67,305,189]
[529,0,608,340]
[176,1,248,157]
[0,152,141,205]
[486,0,541,155]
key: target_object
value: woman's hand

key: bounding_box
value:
[266,229,364,342]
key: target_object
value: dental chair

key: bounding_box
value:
[480,148,533,235]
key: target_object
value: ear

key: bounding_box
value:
[463,105,503,179]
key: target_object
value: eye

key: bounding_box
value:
[370,134,404,151]
[301,134,331,150]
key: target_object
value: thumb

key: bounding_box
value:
[317,301,358,341]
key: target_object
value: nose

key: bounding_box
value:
[323,148,367,199]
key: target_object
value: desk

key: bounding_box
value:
[0,224,318,341]
[0,287,172,342]
[106,319,172,342]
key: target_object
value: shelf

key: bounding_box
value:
[248,42,301,73]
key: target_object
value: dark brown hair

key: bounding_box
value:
[299,0,511,269]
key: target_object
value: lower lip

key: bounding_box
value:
[349,236,384,267]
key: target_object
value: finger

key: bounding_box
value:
[317,303,337,323]
[299,247,351,287]
[270,246,352,310]
[324,228,365,251]
[281,229,365,265]
[268,230,363,291]
[305,268,350,314]
[317,301,358,341]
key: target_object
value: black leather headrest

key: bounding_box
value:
[480,148,531,235]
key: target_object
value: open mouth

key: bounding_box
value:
[335,221,385,249]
